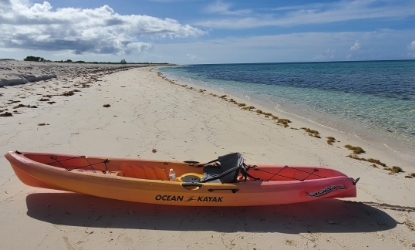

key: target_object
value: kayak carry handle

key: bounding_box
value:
[181,182,203,191]
[184,160,204,167]
[181,182,202,187]
[208,188,239,193]
[353,177,360,185]
[184,160,200,164]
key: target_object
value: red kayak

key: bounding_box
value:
[5,151,358,206]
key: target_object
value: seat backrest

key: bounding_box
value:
[217,152,245,183]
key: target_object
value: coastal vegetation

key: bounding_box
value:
[23,56,170,65]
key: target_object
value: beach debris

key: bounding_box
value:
[38,98,50,101]
[301,127,321,138]
[13,104,27,109]
[284,239,295,246]
[241,106,255,110]
[277,118,291,128]
[48,101,56,104]
[237,103,246,107]
[385,166,403,174]
[405,173,415,178]
[348,154,388,167]
[404,218,415,231]
[80,83,91,88]
[152,149,157,153]
[326,136,336,145]
[256,109,263,114]
[38,123,50,126]
[61,91,74,96]
[344,144,365,154]
[366,158,387,167]
[0,112,13,117]
[103,104,111,108]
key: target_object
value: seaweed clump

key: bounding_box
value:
[326,136,336,145]
[405,173,415,178]
[344,144,365,154]
[0,112,13,117]
[241,106,255,111]
[277,119,291,128]
[347,154,405,174]
[301,127,321,138]
[384,166,403,174]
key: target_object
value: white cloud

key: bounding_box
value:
[314,48,335,61]
[350,41,361,50]
[197,0,415,29]
[186,54,197,60]
[410,41,415,50]
[205,0,251,15]
[0,0,205,55]
[143,29,415,64]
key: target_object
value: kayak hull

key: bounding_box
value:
[5,151,357,206]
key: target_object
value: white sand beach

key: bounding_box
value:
[0,62,414,249]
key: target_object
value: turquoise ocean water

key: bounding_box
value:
[158,61,415,157]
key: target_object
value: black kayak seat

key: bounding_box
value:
[200,152,245,183]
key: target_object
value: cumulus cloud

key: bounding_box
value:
[350,41,360,50]
[0,0,205,55]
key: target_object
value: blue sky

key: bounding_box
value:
[1,0,415,64]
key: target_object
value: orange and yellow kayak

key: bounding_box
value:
[4,151,358,206]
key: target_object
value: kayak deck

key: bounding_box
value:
[23,152,347,182]
[5,151,358,206]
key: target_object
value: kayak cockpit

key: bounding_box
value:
[20,151,347,184]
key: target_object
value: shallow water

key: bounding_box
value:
[158,61,415,157]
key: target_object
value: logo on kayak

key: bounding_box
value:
[306,185,345,197]
[155,194,223,203]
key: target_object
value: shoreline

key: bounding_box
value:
[1,64,415,249]
[0,60,171,87]
[157,67,415,166]
[156,68,415,170]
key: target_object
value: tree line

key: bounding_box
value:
[23,56,168,65]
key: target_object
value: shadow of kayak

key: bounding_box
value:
[26,192,397,233]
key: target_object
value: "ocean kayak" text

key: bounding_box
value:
[155,195,223,203]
